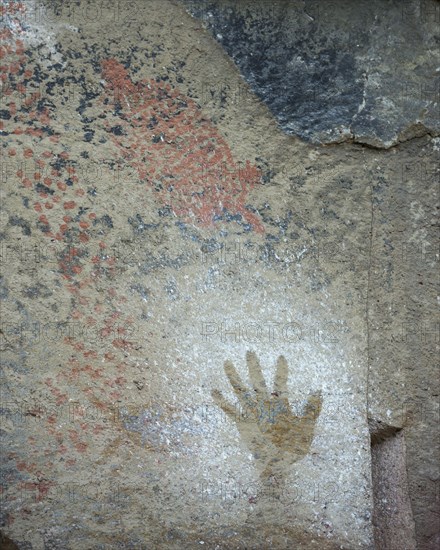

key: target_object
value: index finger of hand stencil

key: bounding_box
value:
[224,360,247,396]
[246,351,268,395]
[274,355,288,396]
[211,389,237,420]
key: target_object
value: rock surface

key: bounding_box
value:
[0,1,438,549]
[182,0,440,147]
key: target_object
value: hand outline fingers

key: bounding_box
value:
[246,350,268,395]
[211,352,323,480]
[273,355,288,397]
[211,389,237,421]
[303,391,323,420]
[223,359,250,406]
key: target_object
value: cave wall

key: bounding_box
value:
[0,1,438,548]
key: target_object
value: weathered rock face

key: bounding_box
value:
[182,0,440,148]
[0,1,438,549]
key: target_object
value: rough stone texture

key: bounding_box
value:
[371,431,416,550]
[365,135,440,549]
[182,0,440,148]
[0,0,438,549]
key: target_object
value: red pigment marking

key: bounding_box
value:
[2,7,265,509]
[100,59,264,232]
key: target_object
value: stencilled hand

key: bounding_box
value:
[212,351,322,481]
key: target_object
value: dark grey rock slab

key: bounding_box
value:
[182,0,440,147]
